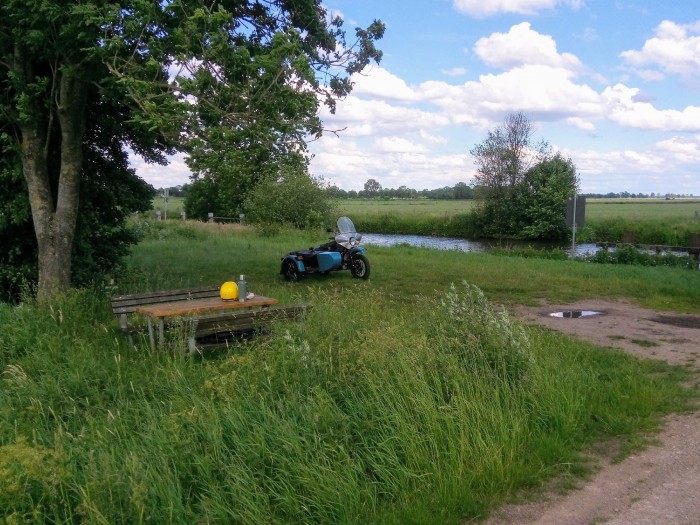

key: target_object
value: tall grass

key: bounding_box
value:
[577,217,700,246]
[1,221,697,523]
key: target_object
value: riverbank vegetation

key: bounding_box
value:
[155,195,700,247]
[332,198,700,247]
[1,220,698,523]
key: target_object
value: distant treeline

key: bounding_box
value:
[324,182,474,200]
[156,184,694,202]
[581,192,696,199]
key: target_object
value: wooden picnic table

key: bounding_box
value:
[136,295,278,349]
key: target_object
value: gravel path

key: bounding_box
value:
[481,300,700,525]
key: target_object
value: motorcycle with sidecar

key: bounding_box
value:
[280,217,370,281]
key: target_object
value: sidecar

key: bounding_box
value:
[280,217,370,281]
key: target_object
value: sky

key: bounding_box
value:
[136,0,700,196]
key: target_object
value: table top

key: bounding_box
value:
[135,295,278,318]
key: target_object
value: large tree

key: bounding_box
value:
[512,154,579,241]
[470,112,551,237]
[0,1,384,299]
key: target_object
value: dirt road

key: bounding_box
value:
[482,300,700,525]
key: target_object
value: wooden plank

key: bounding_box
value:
[110,285,219,302]
[111,286,220,314]
[135,295,278,318]
[192,305,309,337]
[188,304,310,354]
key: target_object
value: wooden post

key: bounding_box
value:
[623,230,635,244]
[691,233,700,271]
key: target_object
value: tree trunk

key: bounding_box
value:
[19,72,85,300]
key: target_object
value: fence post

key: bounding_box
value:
[623,230,635,244]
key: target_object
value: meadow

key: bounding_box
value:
[337,198,700,245]
[153,196,700,244]
[337,197,700,219]
[1,219,699,524]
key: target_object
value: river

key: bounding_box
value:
[360,233,599,256]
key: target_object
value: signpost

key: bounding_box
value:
[566,194,586,257]
[162,188,169,221]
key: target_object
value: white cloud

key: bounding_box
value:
[453,0,582,18]
[564,116,596,131]
[474,22,583,71]
[620,20,700,77]
[441,67,467,77]
[320,94,450,136]
[375,137,429,154]
[310,136,473,191]
[656,135,700,164]
[602,84,700,132]
[440,65,601,123]
[134,17,700,196]
[563,140,700,195]
[419,130,449,144]
[350,67,420,101]
[633,69,666,82]
[131,152,192,189]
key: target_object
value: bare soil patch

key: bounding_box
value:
[479,300,700,525]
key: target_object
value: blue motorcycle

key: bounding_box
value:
[280,217,370,281]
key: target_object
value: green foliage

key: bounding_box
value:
[580,246,696,269]
[578,217,699,246]
[488,246,571,260]
[178,3,384,223]
[488,244,696,270]
[469,114,576,240]
[513,154,578,241]
[436,282,534,385]
[244,171,335,229]
[0,104,157,302]
[0,265,694,523]
[0,0,384,298]
[0,141,35,301]
[182,176,221,221]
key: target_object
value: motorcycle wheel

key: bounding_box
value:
[350,254,370,279]
[282,259,301,282]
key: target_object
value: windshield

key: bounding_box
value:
[336,216,356,234]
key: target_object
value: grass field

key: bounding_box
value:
[1,219,698,524]
[157,196,700,222]
[337,198,700,221]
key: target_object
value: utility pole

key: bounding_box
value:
[571,190,577,257]
[566,189,586,258]
[162,188,169,221]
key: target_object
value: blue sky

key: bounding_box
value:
[138,0,700,195]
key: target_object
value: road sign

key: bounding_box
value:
[566,196,586,228]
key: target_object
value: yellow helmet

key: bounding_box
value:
[220,281,239,300]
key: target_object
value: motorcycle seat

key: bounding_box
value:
[291,250,318,266]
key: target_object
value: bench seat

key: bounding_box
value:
[188,304,311,354]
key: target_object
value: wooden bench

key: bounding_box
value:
[111,286,221,345]
[110,287,310,352]
[187,304,311,354]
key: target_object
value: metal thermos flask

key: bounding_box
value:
[237,274,247,302]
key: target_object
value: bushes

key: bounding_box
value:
[244,172,335,229]
[580,245,696,269]
[578,218,698,246]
